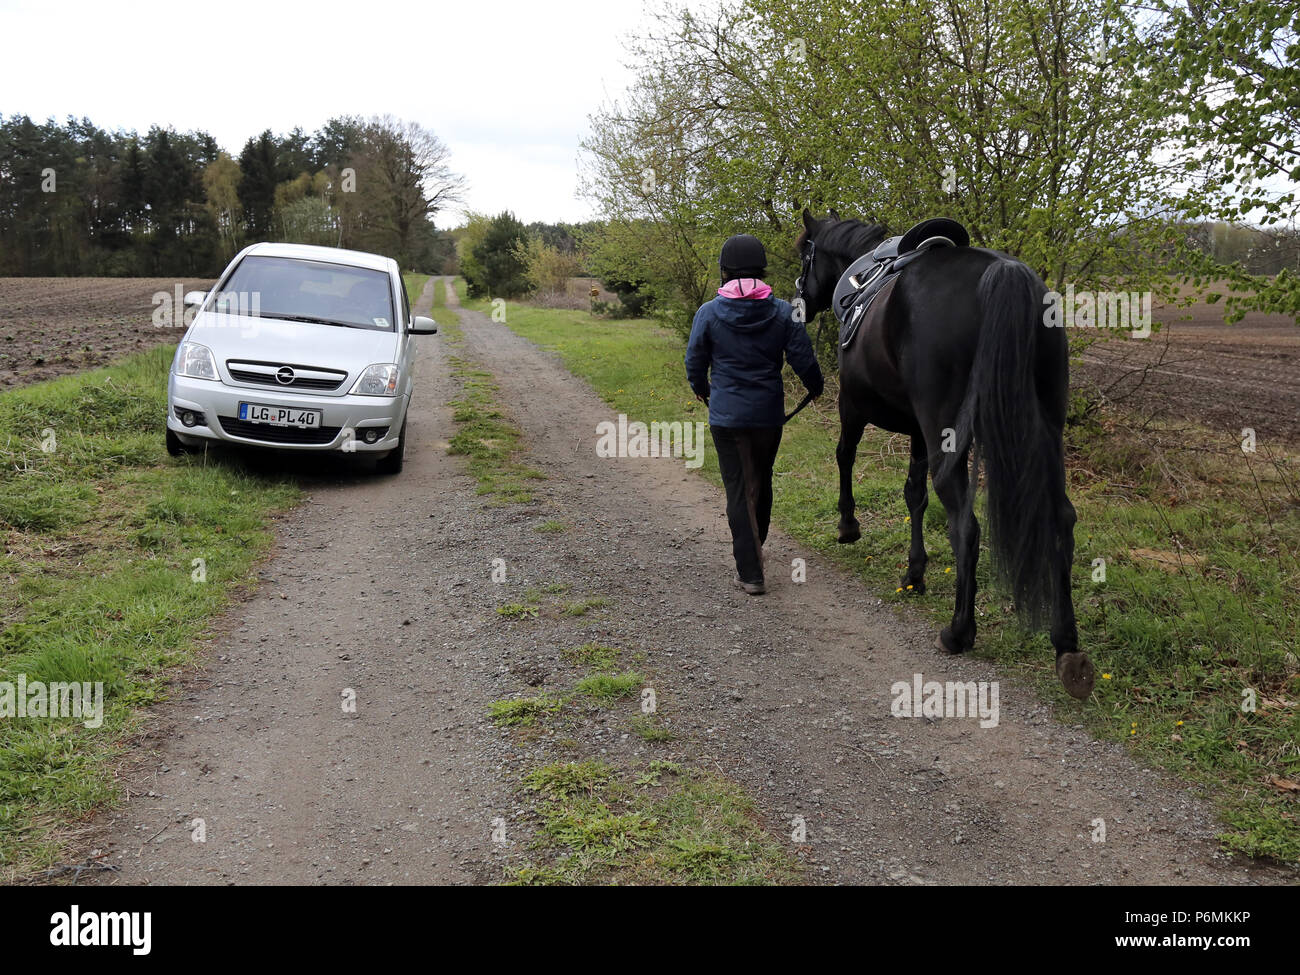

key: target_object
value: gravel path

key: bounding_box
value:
[80,278,1295,885]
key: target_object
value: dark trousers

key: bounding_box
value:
[711,425,783,584]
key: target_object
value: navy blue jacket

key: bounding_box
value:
[684,291,824,428]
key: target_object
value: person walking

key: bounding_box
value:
[685,234,824,595]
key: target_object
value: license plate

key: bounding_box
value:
[238,402,322,428]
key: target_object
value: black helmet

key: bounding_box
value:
[719,234,766,281]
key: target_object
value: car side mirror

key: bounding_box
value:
[183,290,207,309]
[409,315,438,335]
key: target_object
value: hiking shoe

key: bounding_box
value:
[734,575,766,596]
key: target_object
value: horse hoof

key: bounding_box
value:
[1056,652,1095,700]
[837,522,861,544]
[935,627,966,654]
[901,578,926,595]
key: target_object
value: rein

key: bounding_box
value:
[785,236,825,425]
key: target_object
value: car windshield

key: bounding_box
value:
[216,255,396,331]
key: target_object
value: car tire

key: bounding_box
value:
[376,418,406,475]
[166,427,189,457]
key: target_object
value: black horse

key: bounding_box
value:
[794,209,1093,699]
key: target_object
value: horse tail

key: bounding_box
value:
[943,257,1058,629]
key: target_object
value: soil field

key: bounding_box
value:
[1072,300,1300,447]
[0,277,214,389]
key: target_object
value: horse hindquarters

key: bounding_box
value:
[944,258,1092,698]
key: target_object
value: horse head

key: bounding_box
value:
[794,208,887,320]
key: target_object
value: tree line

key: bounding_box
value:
[0,114,463,276]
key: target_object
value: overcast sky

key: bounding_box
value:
[0,0,658,226]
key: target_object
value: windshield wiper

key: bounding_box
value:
[256,312,374,329]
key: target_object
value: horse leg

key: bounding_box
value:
[932,449,978,654]
[836,410,866,544]
[1051,492,1093,698]
[901,434,929,593]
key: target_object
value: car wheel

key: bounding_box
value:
[376,419,406,475]
[166,428,189,457]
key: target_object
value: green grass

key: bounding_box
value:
[495,302,1300,864]
[510,760,796,885]
[402,272,430,310]
[630,714,674,742]
[574,671,643,702]
[0,348,300,880]
[440,317,544,504]
[430,277,459,329]
[489,695,564,727]
[534,518,566,534]
[562,642,621,672]
[487,612,786,884]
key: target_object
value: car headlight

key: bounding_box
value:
[351,363,400,396]
[175,342,219,381]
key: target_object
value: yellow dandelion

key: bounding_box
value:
[895,587,903,593]
[906,584,914,590]
[944,567,952,574]
[1101,673,1112,679]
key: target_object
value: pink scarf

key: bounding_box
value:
[717,278,772,300]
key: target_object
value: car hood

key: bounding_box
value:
[188,313,399,371]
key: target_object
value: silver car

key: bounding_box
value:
[166,242,437,474]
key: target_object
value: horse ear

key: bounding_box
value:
[829,208,841,222]
[802,208,816,231]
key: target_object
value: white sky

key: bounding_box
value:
[0,0,657,225]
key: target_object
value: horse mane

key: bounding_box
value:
[817,218,889,259]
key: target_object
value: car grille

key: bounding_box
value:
[216,416,341,445]
[226,360,348,391]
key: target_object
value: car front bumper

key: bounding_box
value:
[167,373,405,452]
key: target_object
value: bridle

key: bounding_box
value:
[793,236,816,318]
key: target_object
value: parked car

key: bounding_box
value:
[166,242,437,474]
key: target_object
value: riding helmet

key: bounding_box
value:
[719,234,767,281]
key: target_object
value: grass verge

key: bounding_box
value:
[430,278,458,329]
[0,349,299,880]
[439,311,544,504]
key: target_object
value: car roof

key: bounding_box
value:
[240,241,398,274]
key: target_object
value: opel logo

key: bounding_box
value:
[275,366,295,385]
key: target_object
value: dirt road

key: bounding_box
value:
[83,279,1293,884]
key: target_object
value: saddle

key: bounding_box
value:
[834,217,970,348]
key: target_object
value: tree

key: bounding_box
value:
[237,131,278,241]
[461,211,530,297]
[516,233,583,298]
[203,152,243,260]
[582,0,1207,340]
[1146,0,1300,319]
[349,116,465,267]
